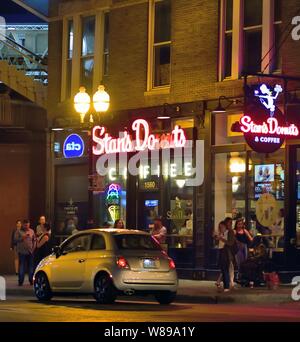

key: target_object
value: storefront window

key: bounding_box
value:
[295,149,300,247]
[168,182,193,249]
[213,112,244,145]
[55,164,89,241]
[213,152,246,233]
[93,166,127,228]
[247,150,285,251]
[212,149,285,252]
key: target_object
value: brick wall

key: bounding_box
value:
[49,0,300,115]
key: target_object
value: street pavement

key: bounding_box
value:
[4,275,295,304]
[1,296,300,322]
[0,275,299,322]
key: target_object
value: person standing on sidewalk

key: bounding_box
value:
[224,217,236,288]
[215,221,236,292]
[34,223,52,268]
[10,220,22,275]
[36,215,48,237]
[234,218,253,279]
[15,220,36,286]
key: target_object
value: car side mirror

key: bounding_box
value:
[52,246,61,258]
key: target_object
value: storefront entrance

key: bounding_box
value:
[138,192,160,231]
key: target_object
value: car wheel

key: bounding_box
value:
[34,272,52,301]
[94,273,117,304]
[155,291,176,305]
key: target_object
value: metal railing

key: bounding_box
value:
[0,33,48,85]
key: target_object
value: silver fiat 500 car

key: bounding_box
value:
[33,229,178,304]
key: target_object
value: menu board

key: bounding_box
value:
[254,163,284,200]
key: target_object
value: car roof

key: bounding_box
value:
[74,228,150,235]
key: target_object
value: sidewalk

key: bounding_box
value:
[4,275,294,304]
[176,279,294,304]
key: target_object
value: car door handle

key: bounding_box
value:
[78,259,86,263]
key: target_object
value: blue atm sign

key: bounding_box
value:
[63,134,85,158]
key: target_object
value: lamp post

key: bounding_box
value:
[74,85,110,227]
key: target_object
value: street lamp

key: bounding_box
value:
[74,85,110,227]
[74,85,110,123]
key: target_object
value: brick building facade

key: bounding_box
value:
[46,0,300,278]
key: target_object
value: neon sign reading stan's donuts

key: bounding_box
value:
[240,116,299,137]
[92,119,187,155]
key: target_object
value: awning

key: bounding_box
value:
[11,0,49,21]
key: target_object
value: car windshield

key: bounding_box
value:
[114,234,161,250]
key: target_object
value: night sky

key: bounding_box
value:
[0,0,46,23]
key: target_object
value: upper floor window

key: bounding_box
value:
[66,19,73,99]
[224,0,233,78]
[103,12,110,77]
[62,13,108,101]
[243,0,263,73]
[147,0,171,91]
[220,0,282,80]
[81,16,96,94]
[273,0,282,71]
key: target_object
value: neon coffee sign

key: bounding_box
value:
[239,84,300,153]
[93,119,187,155]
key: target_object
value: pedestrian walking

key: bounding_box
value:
[10,220,22,275]
[14,219,36,286]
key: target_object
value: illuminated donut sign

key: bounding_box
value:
[239,84,300,153]
[92,119,187,155]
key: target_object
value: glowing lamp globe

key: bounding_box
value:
[93,85,110,113]
[74,87,91,123]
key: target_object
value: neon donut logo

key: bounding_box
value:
[254,84,282,117]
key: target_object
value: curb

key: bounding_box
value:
[6,288,293,304]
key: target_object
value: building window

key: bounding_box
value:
[243,0,263,73]
[103,12,110,77]
[220,0,281,80]
[81,16,95,94]
[147,0,171,90]
[224,0,233,78]
[273,0,282,71]
[66,19,73,99]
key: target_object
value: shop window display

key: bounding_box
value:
[247,150,285,250]
[213,152,246,234]
[93,168,127,228]
[212,149,285,253]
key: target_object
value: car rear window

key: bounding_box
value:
[114,234,161,250]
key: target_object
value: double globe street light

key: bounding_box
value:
[73,85,110,227]
[74,85,110,123]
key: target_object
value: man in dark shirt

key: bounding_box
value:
[14,220,36,286]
